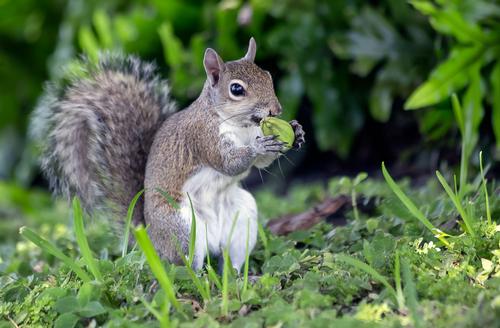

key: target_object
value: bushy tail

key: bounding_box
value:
[30,53,175,224]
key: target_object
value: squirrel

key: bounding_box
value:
[30,38,305,271]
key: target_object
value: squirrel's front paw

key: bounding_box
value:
[254,135,284,155]
[289,120,305,149]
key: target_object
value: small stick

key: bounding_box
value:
[267,195,350,235]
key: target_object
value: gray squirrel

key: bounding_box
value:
[31,38,305,271]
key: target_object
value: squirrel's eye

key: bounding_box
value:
[230,83,245,97]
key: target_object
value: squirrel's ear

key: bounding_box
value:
[203,48,225,86]
[243,37,256,62]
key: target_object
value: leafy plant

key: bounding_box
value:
[406,0,500,148]
[3,170,500,326]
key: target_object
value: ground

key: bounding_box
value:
[0,170,499,327]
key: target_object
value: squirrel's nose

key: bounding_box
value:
[269,101,282,117]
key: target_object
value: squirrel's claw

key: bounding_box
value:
[289,120,305,149]
[255,135,285,154]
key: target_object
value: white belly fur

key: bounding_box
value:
[178,122,260,270]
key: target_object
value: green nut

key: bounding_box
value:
[260,117,295,150]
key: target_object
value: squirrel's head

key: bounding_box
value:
[202,38,282,127]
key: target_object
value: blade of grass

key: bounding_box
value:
[257,222,270,260]
[479,151,492,225]
[401,259,423,328]
[72,197,102,282]
[452,92,472,198]
[134,225,183,314]
[205,222,211,268]
[337,254,398,303]
[221,247,230,317]
[436,171,475,236]
[207,264,222,290]
[451,94,464,136]
[171,234,211,301]
[122,189,145,257]
[19,227,91,282]
[205,222,222,289]
[242,217,251,293]
[394,251,405,311]
[187,193,196,267]
[141,297,170,328]
[155,188,180,210]
[382,162,451,247]
[221,212,239,316]
[183,263,210,301]
[184,195,211,300]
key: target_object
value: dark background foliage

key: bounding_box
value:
[1,0,499,186]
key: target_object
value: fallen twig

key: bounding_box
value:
[267,195,350,235]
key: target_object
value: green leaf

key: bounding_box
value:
[353,172,368,186]
[77,282,101,307]
[77,283,92,307]
[73,197,103,282]
[38,287,68,301]
[158,22,184,69]
[78,301,107,318]
[54,313,79,328]
[262,253,300,275]
[490,60,500,147]
[93,9,114,49]
[114,15,137,44]
[78,25,100,62]
[410,1,486,43]
[336,254,398,302]
[54,296,79,314]
[362,233,396,270]
[369,85,392,122]
[405,46,484,109]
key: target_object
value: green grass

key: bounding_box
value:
[435,170,476,236]
[122,189,144,257]
[382,162,452,247]
[2,159,500,327]
[479,151,492,225]
[133,225,182,314]
[72,197,103,282]
[336,254,399,304]
[19,226,92,283]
